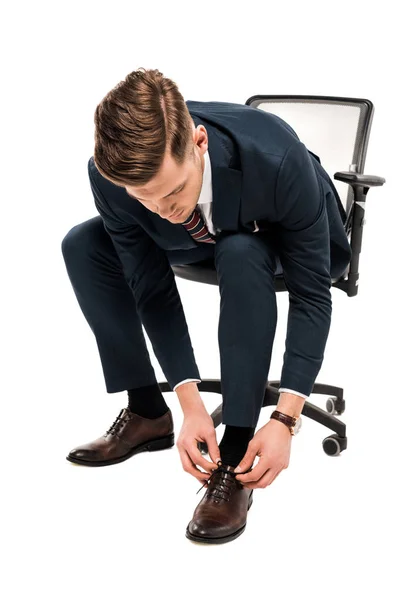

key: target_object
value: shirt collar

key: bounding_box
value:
[196,149,212,205]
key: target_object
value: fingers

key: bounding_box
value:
[188,442,219,473]
[179,448,211,485]
[204,432,221,466]
[242,468,280,489]
[176,426,221,485]
[235,458,265,483]
[233,443,257,479]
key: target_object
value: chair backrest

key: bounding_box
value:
[245,95,374,217]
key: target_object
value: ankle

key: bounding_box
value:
[218,424,255,468]
[127,383,169,419]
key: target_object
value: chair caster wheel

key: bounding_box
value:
[322,434,347,456]
[197,441,208,455]
[326,397,345,415]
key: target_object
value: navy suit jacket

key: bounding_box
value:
[88,100,352,397]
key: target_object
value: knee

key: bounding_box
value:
[215,232,254,260]
[61,216,104,264]
[215,232,277,272]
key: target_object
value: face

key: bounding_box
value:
[125,121,208,223]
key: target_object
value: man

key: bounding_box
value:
[61,67,352,544]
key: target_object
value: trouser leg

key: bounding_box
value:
[61,216,215,393]
[214,231,279,428]
[61,217,158,392]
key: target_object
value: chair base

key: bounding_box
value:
[158,378,348,457]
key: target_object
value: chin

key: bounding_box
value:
[170,205,194,222]
[174,208,188,222]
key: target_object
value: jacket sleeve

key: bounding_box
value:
[274,142,332,397]
[87,158,201,389]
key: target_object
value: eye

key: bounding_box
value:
[135,184,185,203]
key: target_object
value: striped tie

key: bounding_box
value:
[181,207,217,244]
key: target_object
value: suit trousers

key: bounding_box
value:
[61,216,281,427]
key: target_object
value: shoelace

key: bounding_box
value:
[105,409,130,436]
[196,461,242,501]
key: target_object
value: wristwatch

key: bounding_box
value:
[270,410,302,436]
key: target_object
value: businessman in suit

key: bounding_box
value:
[61,68,352,544]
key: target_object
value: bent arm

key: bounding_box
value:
[275,142,332,397]
[87,157,202,391]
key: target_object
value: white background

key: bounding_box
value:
[1,0,399,598]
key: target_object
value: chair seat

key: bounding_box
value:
[171,255,348,291]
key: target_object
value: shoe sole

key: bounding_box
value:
[66,432,174,467]
[185,490,253,544]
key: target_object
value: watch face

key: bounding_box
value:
[293,416,302,435]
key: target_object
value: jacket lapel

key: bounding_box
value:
[205,123,242,234]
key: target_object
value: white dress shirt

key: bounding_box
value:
[172,150,308,401]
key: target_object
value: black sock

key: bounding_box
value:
[218,424,256,468]
[127,383,170,419]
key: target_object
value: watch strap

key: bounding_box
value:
[270,410,297,434]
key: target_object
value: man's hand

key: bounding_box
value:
[233,419,292,489]
[177,408,221,486]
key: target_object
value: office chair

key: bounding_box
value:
[158,95,386,457]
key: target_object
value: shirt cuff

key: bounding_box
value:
[278,388,308,399]
[173,378,201,392]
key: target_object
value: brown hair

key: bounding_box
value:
[93,67,194,187]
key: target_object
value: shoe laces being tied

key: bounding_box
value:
[196,460,247,501]
[105,408,130,437]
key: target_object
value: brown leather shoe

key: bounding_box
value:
[186,461,254,544]
[66,407,174,467]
